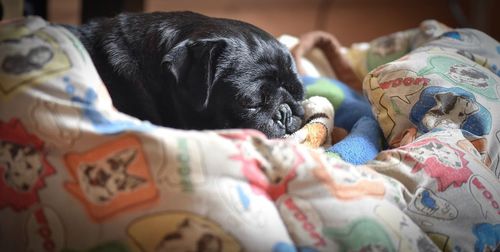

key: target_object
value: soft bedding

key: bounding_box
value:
[0,16,499,252]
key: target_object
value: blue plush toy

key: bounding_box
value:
[326,116,382,165]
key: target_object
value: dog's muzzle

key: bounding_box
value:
[273,103,302,134]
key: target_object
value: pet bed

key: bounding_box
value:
[0,16,499,252]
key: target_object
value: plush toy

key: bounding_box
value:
[286,31,384,164]
[284,96,334,148]
[326,116,383,165]
[284,96,382,165]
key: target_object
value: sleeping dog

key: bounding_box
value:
[64,11,304,138]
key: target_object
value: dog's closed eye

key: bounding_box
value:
[238,95,261,110]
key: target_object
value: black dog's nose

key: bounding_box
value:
[272,103,288,128]
[273,103,302,133]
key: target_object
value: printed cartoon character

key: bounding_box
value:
[77,148,145,204]
[0,141,43,192]
[413,141,462,168]
[155,218,223,252]
[422,92,479,130]
[0,35,53,75]
[448,64,489,88]
[410,86,492,136]
[410,188,458,220]
[405,136,472,192]
[252,138,296,184]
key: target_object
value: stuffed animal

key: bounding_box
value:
[286,31,384,164]
[284,96,382,165]
[284,96,334,148]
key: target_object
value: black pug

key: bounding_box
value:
[64,11,305,138]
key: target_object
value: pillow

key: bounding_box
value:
[364,25,500,177]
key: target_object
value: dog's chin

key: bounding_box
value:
[243,115,303,139]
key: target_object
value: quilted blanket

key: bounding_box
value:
[0,16,499,252]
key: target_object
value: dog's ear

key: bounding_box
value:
[109,148,137,169]
[162,38,228,111]
[434,92,457,112]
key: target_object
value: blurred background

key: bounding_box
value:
[2,0,499,45]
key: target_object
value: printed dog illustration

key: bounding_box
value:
[448,64,489,88]
[0,141,43,192]
[156,218,223,252]
[422,92,479,131]
[77,148,145,204]
[252,137,296,184]
[413,141,462,168]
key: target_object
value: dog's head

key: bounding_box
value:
[422,92,479,130]
[77,148,145,203]
[161,15,304,138]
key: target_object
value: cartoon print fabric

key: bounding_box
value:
[1,17,499,252]
[363,20,500,179]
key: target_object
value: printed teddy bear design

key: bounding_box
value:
[422,92,479,131]
[0,141,43,192]
[155,218,223,252]
[0,35,53,74]
[77,148,146,204]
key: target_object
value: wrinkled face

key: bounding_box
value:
[207,40,305,138]
[160,16,305,137]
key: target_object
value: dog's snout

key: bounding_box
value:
[272,103,290,129]
[273,103,303,134]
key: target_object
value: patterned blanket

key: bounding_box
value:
[0,17,499,252]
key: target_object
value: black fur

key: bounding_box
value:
[64,11,304,138]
